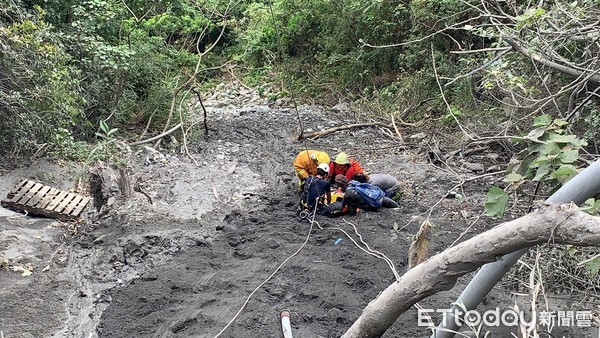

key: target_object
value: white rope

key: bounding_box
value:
[213,198,401,336]
[213,199,320,337]
[318,218,401,281]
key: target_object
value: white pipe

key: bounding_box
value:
[281,310,293,338]
[433,158,600,338]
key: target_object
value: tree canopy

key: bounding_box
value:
[1,0,598,173]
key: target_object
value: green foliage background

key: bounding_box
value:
[1,0,598,165]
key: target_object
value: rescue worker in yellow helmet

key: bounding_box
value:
[293,149,330,190]
[328,152,365,184]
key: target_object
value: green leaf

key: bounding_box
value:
[503,173,523,182]
[526,127,546,141]
[100,120,109,134]
[106,128,118,136]
[570,138,588,148]
[558,149,579,164]
[550,165,576,179]
[548,134,577,143]
[566,245,577,256]
[533,162,550,181]
[584,257,600,277]
[553,119,569,126]
[484,186,508,217]
[542,142,561,156]
[531,155,549,168]
[533,114,552,126]
[580,198,598,215]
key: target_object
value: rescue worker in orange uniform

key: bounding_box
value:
[328,152,365,184]
[293,149,330,191]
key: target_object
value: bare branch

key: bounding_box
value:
[359,15,486,49]
[154,2,231,149]
[129,123,182,146]
[450,47,510,54]
[505,37,600,83]
[297,122,393,140]
[444,48,511,87]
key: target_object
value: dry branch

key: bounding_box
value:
[342,204,600,338]
[408,220,433,269]
[505,37,600,83]
[297,122,392,140]
[129,123,182,146]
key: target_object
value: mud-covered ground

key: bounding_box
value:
[0,83,597,338]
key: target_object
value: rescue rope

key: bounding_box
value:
[267,0,308,149]
[316,219,401,281]
[212,199,320,338]
[213,197,401,336]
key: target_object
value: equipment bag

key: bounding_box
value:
[299,176,318,210]
[347,181,385,208]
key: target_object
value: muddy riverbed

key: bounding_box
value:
[0,83,596,337]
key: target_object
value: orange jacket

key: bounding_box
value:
[329,158,364,182]
[293,150,329,180]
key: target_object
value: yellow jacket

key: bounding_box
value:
[293,150,330,180]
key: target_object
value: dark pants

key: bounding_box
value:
[342,189,376,213]
[341,190,398,214]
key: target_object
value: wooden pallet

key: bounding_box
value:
[1,180,90,220]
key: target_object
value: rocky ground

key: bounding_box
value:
[0,82,597,338]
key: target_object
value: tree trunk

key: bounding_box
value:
[342,204,600,338]
[89,166,107,212]
[117,167,133,197]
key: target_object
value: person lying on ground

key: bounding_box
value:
[328,152,365,183]
[300,163,331,215]
[342,180,398,215]
[364,173,401,201]
[293,149,330,191]
[331,174,349,202]
[320,174,350,217]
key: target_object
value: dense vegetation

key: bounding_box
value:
[1,0,599,188]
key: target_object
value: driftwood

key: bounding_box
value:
[298,122,392,140]
[117,168,133,197]
[89,166,107,212]
[342,204,600,338]
[89,164,141,213]
[129,123,182,146]
[408,220,433,269]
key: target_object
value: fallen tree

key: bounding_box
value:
[341,203,600,338]
[297,122,393,140]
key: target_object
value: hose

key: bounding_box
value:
[280,310,293,338]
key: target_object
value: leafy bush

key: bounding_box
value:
[0,7,84,156]
[506,114,587,186]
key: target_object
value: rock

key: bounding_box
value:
[328,308,344,322]
[275,97,291,106]
[410,132,427,140]
[462,161,484,172]
[331,102,350,112]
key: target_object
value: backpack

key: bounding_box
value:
[299,176,319,210]
[347,181,384,208]
[297,176,326,221]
